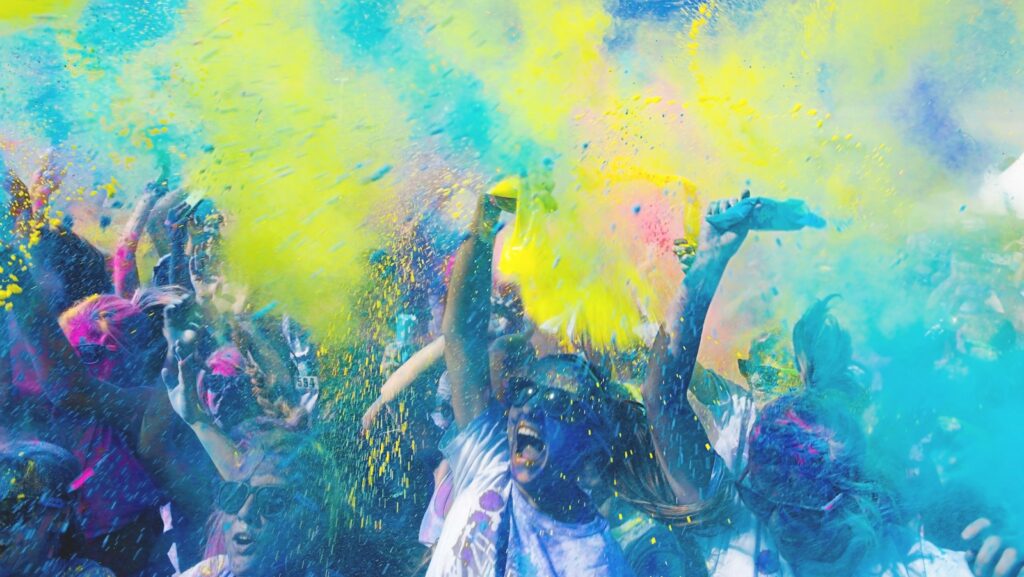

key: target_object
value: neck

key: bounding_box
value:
[515,477,595,523]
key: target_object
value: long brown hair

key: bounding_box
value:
[602,398,737,531]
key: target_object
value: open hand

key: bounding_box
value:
[963,517,1023,577]
[163,340,210,427]
[360,397,387,433]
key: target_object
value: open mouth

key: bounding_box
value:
[514,422,546,464]
[232,531,256,553]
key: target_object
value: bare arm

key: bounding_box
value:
[362,335,446,431]
[443,196,501,429]
[113,181,166,296]
[12,264,152,433]
[28,151,61,217]
[147,190,187,258]
[163,342,247,480]
[643,194,750,504]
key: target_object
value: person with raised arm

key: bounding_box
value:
[648,193,1014,577]
[112,165,171,297]
[425,193,632,577]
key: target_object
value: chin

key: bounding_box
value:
[227,535,264,576]
[510,459,546,487]
[228,552,259,577]
[510,445,551,486]
[509,421,550,487]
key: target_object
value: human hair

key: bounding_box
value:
[489,333,535,376]
[206,344,246,376]
[747,395,899,572]
[0,440,80,502]
[35,226,113,312]
[59,287,189,382]
[0,440,85,558]
[792,296,868,410]
[601,397,736,533]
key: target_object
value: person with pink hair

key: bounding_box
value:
[111,166,172,299]
[2,159,113,443]
[12,252,217,576]
[198,344,262,430]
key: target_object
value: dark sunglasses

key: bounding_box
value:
[507,378,595,424]
[216,482,291,518]
[735,467,844,520]
[77,343,113,366]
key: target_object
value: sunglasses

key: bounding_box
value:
[735,467,844,520]
[77,343,114,366]
[216,482,291,518]
[507,378,595,425]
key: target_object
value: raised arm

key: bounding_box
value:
[362,335,446,432]
[11,259,152,433]
[643,194,751,504]
[443,195,501,429]
[28,150,62,217]
[113,174,169,296]
[163,341,246,481]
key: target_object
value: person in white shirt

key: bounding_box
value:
[656,194,1017,577]
[425,194,632,577]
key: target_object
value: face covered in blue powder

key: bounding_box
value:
[740,396,867,567]
[506,356,608,494]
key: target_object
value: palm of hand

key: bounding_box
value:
[701,226,747,260]
[163,348,208,426]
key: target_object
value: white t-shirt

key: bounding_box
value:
[689,368,971,577]
[861,530,972,577]
[687,365,757,477]
[697,510,795,577]
[425,404,633,577]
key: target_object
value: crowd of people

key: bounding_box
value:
[2,155,1022,577]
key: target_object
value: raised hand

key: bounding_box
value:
[163,340,210,427]
[472,191,504,240]
[696,190,753,265]
[360,397,387,433]
[29,148,62,215]
[963,517,1023,577]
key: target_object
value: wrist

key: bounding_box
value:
[469,224,499,245]
[689,250,729,276]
